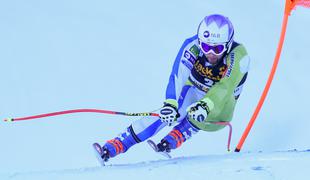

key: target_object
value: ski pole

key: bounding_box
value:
[235,0,310,152]
[4,109,159,122]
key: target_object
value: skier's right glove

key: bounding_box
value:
[159,99,180,126]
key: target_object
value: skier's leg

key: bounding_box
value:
[157,117,199,152]
[156,86,205,152]
[101,85,202,159]
[102,116,166,158]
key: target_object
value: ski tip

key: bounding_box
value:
[147,140,159,152]
[92,143,106,166]
[92,143,101,150]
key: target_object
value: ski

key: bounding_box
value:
[92,143,106,166]
[147,140,172,159]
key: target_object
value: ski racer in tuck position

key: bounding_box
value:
[93,14,250,163]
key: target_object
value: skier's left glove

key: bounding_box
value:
[187,101,210,123]
[159,99,180,126]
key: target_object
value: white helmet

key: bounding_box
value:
[197,14,234,55]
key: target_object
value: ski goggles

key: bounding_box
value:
[199,42,227,55]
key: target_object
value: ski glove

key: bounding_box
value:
[159,103,180,126]
[187,101,210,123]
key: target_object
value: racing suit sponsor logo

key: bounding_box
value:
[189,74,210,93]
[181,59,193,70]
[183,50,196,64]
[189,55,227,93]
[225,52,235,77]
[193,60,226,81]
[189,45,200,57]
[160,109,173,115]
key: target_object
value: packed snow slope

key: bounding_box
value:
[0,0,309,179]
[2,150,310,180]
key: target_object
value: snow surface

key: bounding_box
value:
[0,0,310,179]
[2,150,310,180]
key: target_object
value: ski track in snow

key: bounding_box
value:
[2,149,310,180]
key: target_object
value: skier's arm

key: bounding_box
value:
[201,44,250,111]
[164,35,198,108]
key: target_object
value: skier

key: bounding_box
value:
[93,14,250,163]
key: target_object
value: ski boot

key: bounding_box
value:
[92,143,110,166]
[147,139,172,158]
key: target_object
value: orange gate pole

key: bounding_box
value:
[235,0,300,152]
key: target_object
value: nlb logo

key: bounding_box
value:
[203,31,210,38]
[203,31,221,39]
